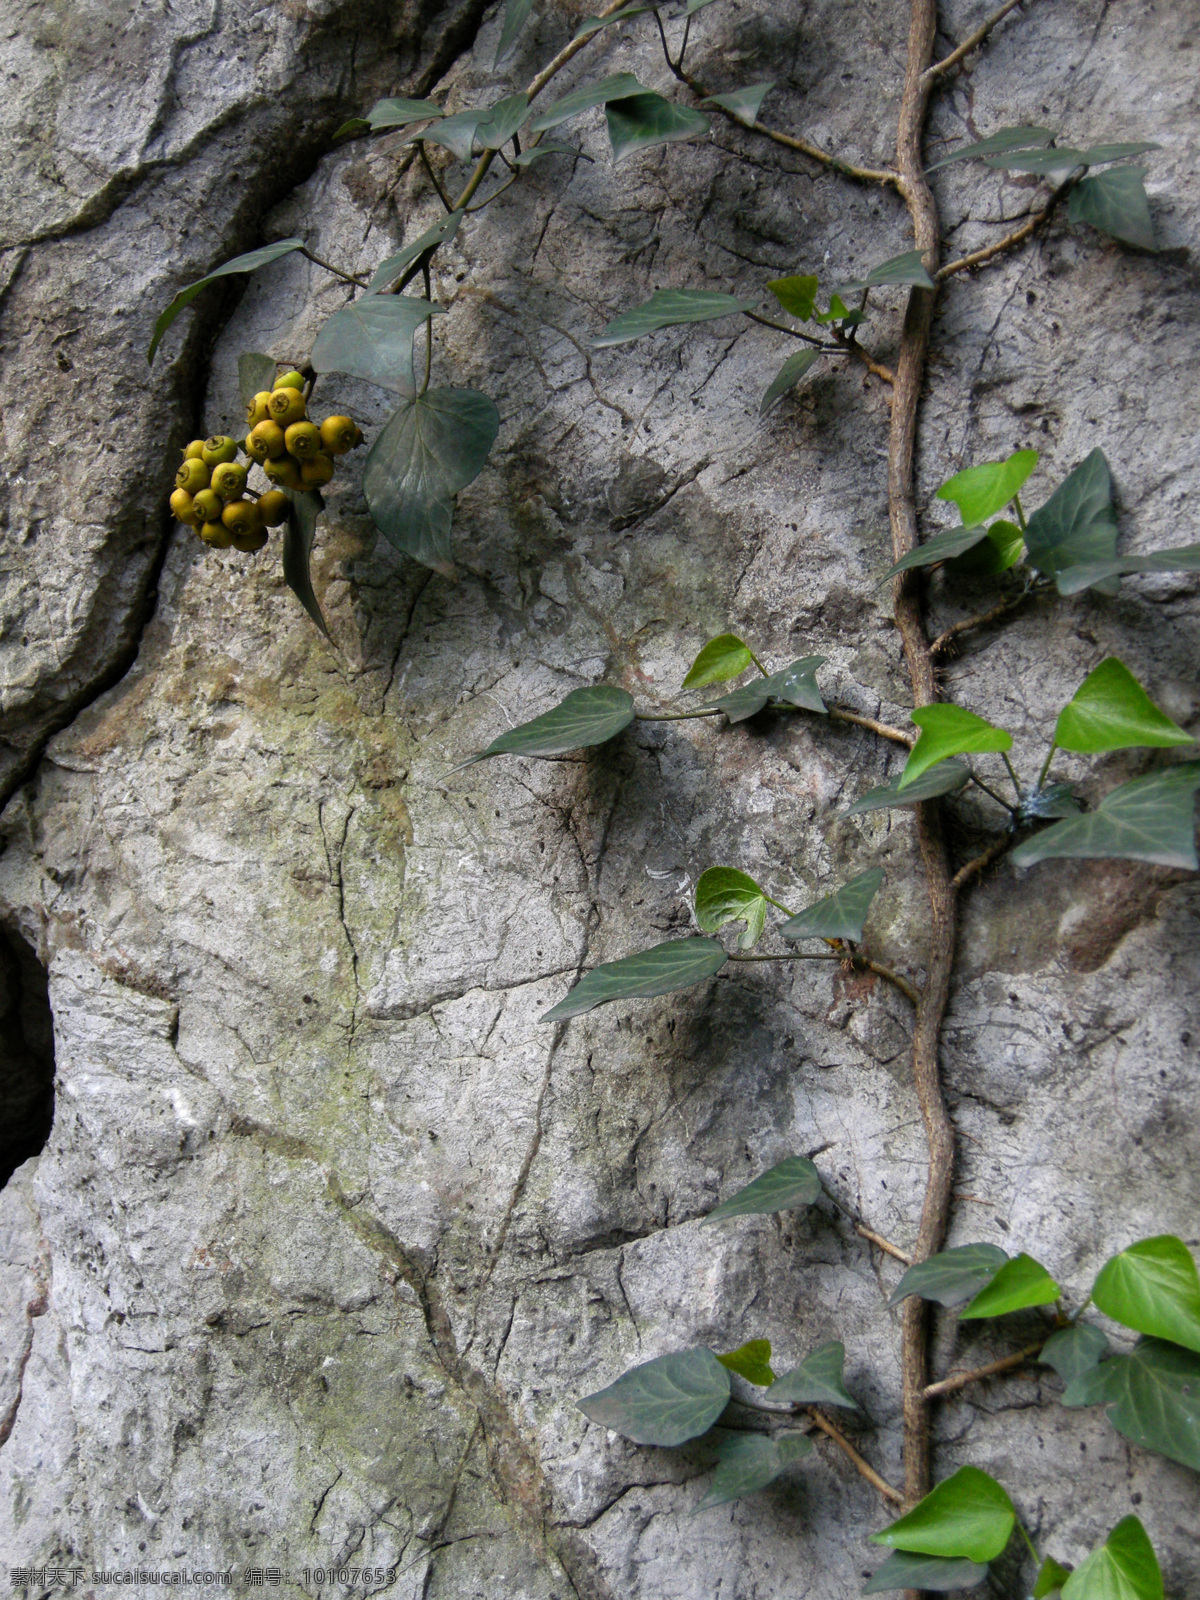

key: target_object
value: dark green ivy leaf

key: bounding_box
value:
[780,868,884,944]
[513,141,587,166]
[476,93,530,149]
[863,1551,989,1594]
[494,0,534,65]
[925,124,1055,172]
[1091,1235,1200,1351]
[310,295,443,395]
[472,685,635,762]
[1017,782,1082,822]
[706,656,826,721]
[704,1157,822,1223]
[1040,1323,1110,1386]
[543,938,728,1021]
[869,1465,1016,1563]
[760,349,822,415]
[573,5,658,41]
[1078,141,1161,164]
[237,352,278,408]
[766,1341,858,1409]
[701,82,775,126]
[529,73,645,133]
[1053,542,1200,595]
[880,523,991,580]
[578,1347,731,1445]
[697,1431,812,1510]
[1010,762,1200,871]
[888,1244,1009,1309]
[367,212,464,296]
[984,146,1088,174]
[951,518,1025,577]
[362,97,444,132]
[1068,166,1156,251]
[716,1339,776,1387]
[1061,1516,1163,1600]
[421,109,486,160]
[1063,1340,1200,1473]
[838,249,935,293]
[846,759,970,815]
[593,288,755,348]
[148,238,305,363]
[1024,448,1119,591]
[281,490,330,638]
[605,93,710,161]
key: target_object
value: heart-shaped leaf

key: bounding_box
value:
[880,523,991,580]
[780,868,884,944]
[950,518,1026,577]
[149,238,305,363]
[813,293,864,327]
[888,1244,1008,1308]
[694,866,772,948]
[593,289,753,348]
[529,73,645,133]
[421,109,486,160]
[1041,1324,1110,1386]
[925,124,1054,172]
[1063,1338,1200,1472]
[704,1157,822,1223]
[838,249,935,293]
[1054,659,1191,754]
[863,1552,989,1594]
[472,685,635,762]
[1069,167,1156,251]
[706,656,826,722]
[1091,1235,1200,1351]
[870,1465,1016,1563]
[766,273,819,320]
[476,93,530,149]
[282,490,330,638]
[936,449,1039,525]
[494,0,534,64]
[899,705,1012,789]
[366,211,464,294]
[1024,449,1119,590]
[605,92,710,161]
[311,295,443,395]
[543,938,728,1021]
[238,352,277,408]
[1062,1517,1163,1600]
[1010,762,1200,870]
[363,387,500,576]
[578,1347,731,1445]
[716,1339,775,1387]
[760,349,823,415]
[766,1341,858,1409]
[682,633,755,688]
[697,1431,812,1509]
[1018,782,1082,821]
[1053,543,1200,595]
[361,97,444,132]
[701,81,775,126]
[1033,1557,1074,1599]
[959,1253,1061,1319]
[846,758,971,814]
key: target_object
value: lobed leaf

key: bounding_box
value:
[1091,1235,1200,1352]
[936,448,1039,526]
[765,1341,857,1410]
[952,518,1026,577]
[148,238,304,363]
[697,1431,812,1509]
[281,490,330,638]
[716,1339,776,1387]
[701,82,775,126]
[578,1347,731,1445]
[421,108,486,160]
[880,522,991,580]
[1041,1324,1110,1386]
[704,1157,822,1223]
[1053,659,1191,755]
[1063,1338,1200,1473]
[593,288,754,348]
[1068,166,1156,251]
[766,273,819,320]
[1024,448,1119,590]
[606,92,710,161]
[310,295,443,395]
[367,211,464,295]
[238,352,277,408]
[888,1244,1008,1309]
[473,685,635,762]
[780,868,884,944]
[869,1465,1016,1563]
[476,93,530,149]
[899,704,1012,789]
[1054,543,1200,595]
[959,1253,1061,1319]
[1061,1516,1163,1600]
[925,124,1055,172]
[760,349,822,415]
[362,97,444,132]
[838,249,935,293]
[543,938,728,1021]
[706,656,825,722]
[529,72,645,133]
[846,758,970,815]
[694,866,771,949]
[682,633,755,688]
[1010,761,1200,870]
[863,1551,989,1593]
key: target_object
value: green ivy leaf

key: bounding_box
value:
[984,146,1088,174]
[697,1431,812,1509]
[494,0,534,64]
[1068,167,1156,251]
[472,685,635,762]
[1053,543,1200,595]
[366,211,464,295]
[421,109,486,160]
[1092,1235,1200,1351]
[363,388,500,576]
[606,92,710,159]
[951,518,1026,577]
[716,1339,776,1386]
[863,1552,989,1594]
[701,81,775,126]
[578,1348,731,1445]
[682,633,755,688]
[237,352,277,408]
[281,490,330,638]
[148,237,305,363]
[888,1244,1009,1309]
[880,523,991,580]
[704,1157,822,1223]
[543,938,728,1021]
[694,866,772,949]
[477,93,531,150]
[959,1253,1061,1319]
[593,288,755,348]
[1080,142,1162,165]
[706,656,826,722]
[528,72,645,132]
[513,142,586,166]
[573,5,658,40]
[1024,449,1119,591]
[780,868,884,944]
[1063,1338,1200,1472]
[838,249,935,293]
[765,1341,858,1409]
[925,124,1055,172]
[846,758,971,815]
[1061,1516,1163,1600]
[870,1466,1016,1563]
[760,349,823,415]
[936,449,1040,525]
[1034,1558,1074,1599]
[1040,1324,1110,1385]
[813,293,864,326]
[358,97,443,133]
[310,295,443,395]
[899,705,1012,790]
[1054,659,1192,755]
[1010,762,1200,871]
[766,273,819,320]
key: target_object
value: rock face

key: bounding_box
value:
[1,0,1198,1594]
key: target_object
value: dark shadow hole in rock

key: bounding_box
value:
[0,923,55,1190]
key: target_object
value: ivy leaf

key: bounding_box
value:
[310,295,443,395]
[959,1253,1061,1319]
[528,72,644,132]
[1040,1324,1110,1386]
[716,1339,776,1387]
[1063,1338,1200,1472]
[281,490,330,638]
[494,0,534,65]
[1054,659,1192,755]
[682,633,755,688]
[1010,762,1200,871]
[1061,1516,1163,1600]
[706,656,826,721]
[1091,1235,1200,1352]
[543,938,728,1021]
[1034,1558,1074,1599]
[694,866,772,949]
[765,1341,858,1409]
[701,82,775,126]
[363,387,500,576]
[360,97,443,133]
[476,93,530,150]
[925,124,1055,172]
[899,705,1012,790]
[593,289,754,348]
[366,211,464,295]
[148,237,304,363]
[513,142,588,166]
[846,759,970,815]
[578,1348,731,1445]
[1018,782,1082,822]
[863,1552,989,1594]
[951,518,1026,577]
[936,449,1039,526]
[606,92,710,160]
[1053,543,1200,596]
[984,146,1088,174]
[880,523,991,580]
[704,1157,822,1223]
[1069,167,1156,251]
[813,293,864,326]
[421,109,486,160]
[697,1431,812,1510]
[238,352,277,408]
[780,868,884,944]
[1024,448,1119,591]
[766,273,819,320]
[838,250,935,293]
[1079,142,1161,165]
[869,1465,1016,1563]
[471,685,635,762]
[760,349,822,415]
[888,1244,1009,1309]
[573,5,658,41]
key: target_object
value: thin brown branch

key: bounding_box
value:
[929,589,1032,652]
[418,142,454,212]
[952,833,1013,890]
[300,248,367,287]
[858,957,922,1008]
[855,1224,913,1264]
[922,1340,1045,1399]
[807,1409,905,1505]
[922,0,1028,83]
[936,175,1077,281]
[744,309,830,349]
[829,707,912,747]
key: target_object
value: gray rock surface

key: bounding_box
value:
[2,0,1199,1594]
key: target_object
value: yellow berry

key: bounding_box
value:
[201,435,239,467]
[257,490,291,527]
[275,371,306,391]
[170,489,198,525]
[300,454,335,488]
[284,420,321,459]
[183,439,207,461]
[247,420,286,462]
[222,499,264,537]
[210,461,249,501]
[264,455,303,490]
[200,521,233,548]
[246,391,274,428]
[192,488,222,524]
[175,458,209,493]
[267,388,306,426]
[319,416,358,456]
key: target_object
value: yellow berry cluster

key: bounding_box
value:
[169,372,363,551]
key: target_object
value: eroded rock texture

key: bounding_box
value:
[2,0,1198,1594]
